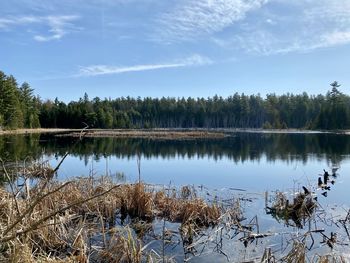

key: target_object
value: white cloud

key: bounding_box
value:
[78,54,213,76]
[322,31,350,46]
[0,15,80,41]
[156,0,269,42]
[0,16,41,28]
[34,15,80,42]
[212,0,350,55]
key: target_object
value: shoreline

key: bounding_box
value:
[0,128,349,138]
[0,128,79,135]
[57,129,228,139]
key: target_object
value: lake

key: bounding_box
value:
[1,131,350,261]
[1,132,348,192]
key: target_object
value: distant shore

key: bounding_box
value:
[0,128,79,135]
[0,128,349,138]
[0,128,227,139]
[57,129,227,139]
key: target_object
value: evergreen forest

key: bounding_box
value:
[1,70,349,130]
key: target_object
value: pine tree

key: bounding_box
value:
[0,73,23,129]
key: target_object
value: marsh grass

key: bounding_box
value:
[313,254,346,263]
[266,190,317,228]
[0,160,348,262]
[100,227,142,263]
[281,241,306,263]
[0,159,224,263]
[58,129,227,140]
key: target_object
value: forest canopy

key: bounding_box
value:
[0,71,348,130]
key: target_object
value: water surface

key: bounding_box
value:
[1,132,350,261]
[1,132,348,191]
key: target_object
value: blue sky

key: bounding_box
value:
[1,0,350,102]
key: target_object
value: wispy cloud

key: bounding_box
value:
[78,54,213,76]
[0,16,40,28]
[0,15,80,41]
[322,31,350,47]
[34,15,80,42]
[212,0,350,55]
[156,0,269,42]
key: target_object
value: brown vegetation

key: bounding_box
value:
[0,128,77,135]
[266,189,317,228]
[0,160,223,263]
[0,160,348,262]
[57,129,227,139]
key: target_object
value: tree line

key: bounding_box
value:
[1,70,349,130]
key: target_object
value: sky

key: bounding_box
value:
[1,0,350,102]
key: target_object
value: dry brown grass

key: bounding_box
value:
[1,160,342,262]
[281,241,306,263]
[57,129,227,140]
[123,183,154,221]
[100,227,142,263]
[153,190,221,227]
[0,128,78,135]
[313,254,347,263]
[23,161,55,179]
[0,174,120,261]
[0,128,227,139]
[0,168,223,263]
[266,190,317,228]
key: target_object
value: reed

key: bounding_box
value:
[100,227,142,263]
[281,241,306,263]
[0,161,345,262]
[266,190,316,228]
[313,254,346,263]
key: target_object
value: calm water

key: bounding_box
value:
[1,132,349,193]
[1,132,350,261]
